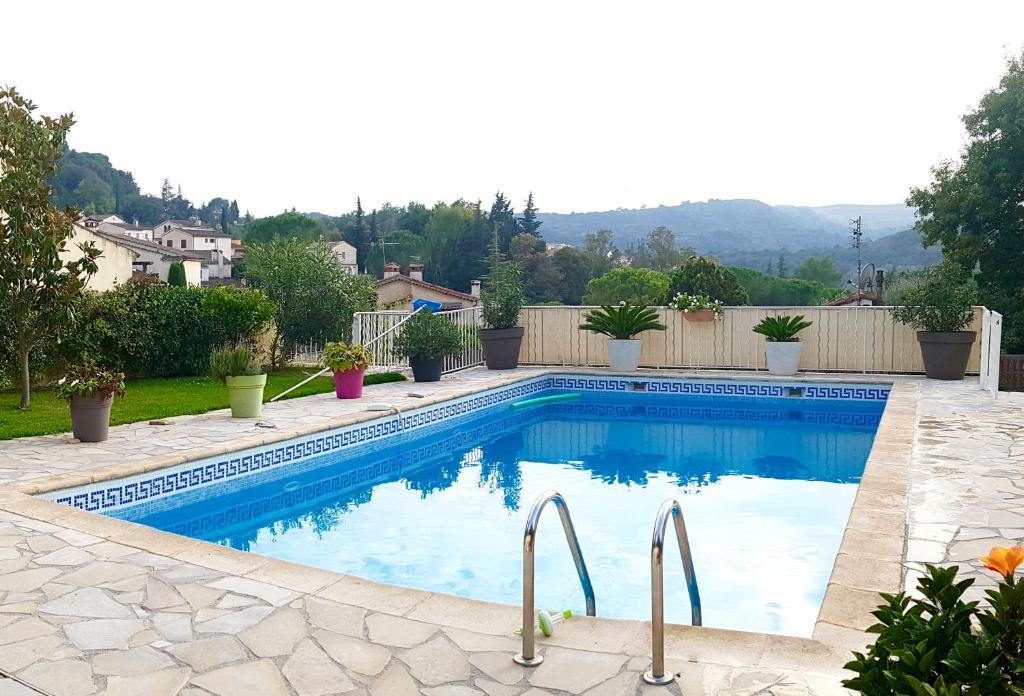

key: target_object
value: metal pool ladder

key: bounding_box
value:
[513,490,596,667]
[644,498,702,685]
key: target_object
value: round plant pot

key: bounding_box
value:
[69,393,114,443]
[683,310,717,323]
[479,327,524,370]
[764,341,802,376]
[410,356,444,382]
[333,368,365,399]
[225,374,267,418]
[607,339,643,372]
[917,331,976,381]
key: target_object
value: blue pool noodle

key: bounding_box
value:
[509,392,583,410]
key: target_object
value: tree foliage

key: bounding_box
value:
[793,255,842,286]
[244,211,324,244]
[422,201,489,292]
[582,268,670,306]
[0,87,100,408]
[666,256,749,305]
[167,261,187,287]
[729,267,840,306]
[908,51,1024,351]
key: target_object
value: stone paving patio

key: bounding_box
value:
[0,367,1018,696]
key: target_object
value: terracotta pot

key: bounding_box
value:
[69,393,114,442]
[917,331,976,380]
[683,310,717,323]
[333,368,365,399]
[479,327,524,370]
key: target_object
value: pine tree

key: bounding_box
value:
[765,258,774,275]
[776,254,788,278]
[489,192,518,252]
[160,178,174,217]
[518,192,542,237]
[344,197,372,273]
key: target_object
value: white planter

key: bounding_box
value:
[607,339,643,371]
[764,341,803,376]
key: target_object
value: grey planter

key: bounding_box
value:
[69,393,114,442]
[917,331,977,380]
[479,327,524,370]
[410,356,444,382]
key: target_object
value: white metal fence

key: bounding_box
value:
[286,339,325,367]
[352,307,484,374]
[980,309,1003,398]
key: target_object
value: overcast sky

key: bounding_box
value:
[4,1,1024,217]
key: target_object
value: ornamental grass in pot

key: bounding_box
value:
[890,262,978,380]
[752,315,813,376]
[210,345,266,418]
[478,236,526,370]
[393,310,464,382]
[580,303,666,371]
[321,342,372,399]
[57,364,126,443]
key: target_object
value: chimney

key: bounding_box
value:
[409,261,424,282]
[470,279,481,299]
[383,262,400,279]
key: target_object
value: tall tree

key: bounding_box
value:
[776,254,788,278]
[582,229,618,277]
[630,226,684,272]
[229,200,240,224]
[552,246,592,305]
[793,255,842,286]
[0,88,100,408]
[518,192,542,237]
[343,197,373,273]
[220,206,229,234]
[908,51,1024,351]
[489,192,518,251]
[422,200,490,291]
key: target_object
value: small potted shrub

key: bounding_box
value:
[210,345,266,418]
[57,364,126,443]
[478,237,526,370]
[668,292,724,322]
[321,341,372,399]
[580,303,667,371]
[393,310,464,382]
[890,262,977,380]
[752,315,813,376]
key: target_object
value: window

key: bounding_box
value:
[180,240,186,249]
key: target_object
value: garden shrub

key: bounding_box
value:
[666,257,749,305]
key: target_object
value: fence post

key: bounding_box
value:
[352,314,362,345]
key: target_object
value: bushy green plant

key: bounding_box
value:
[480,234,525,330]
[209,345,263,381]
[393,310,464,360]
[844,548,1024,696]
[752,315,813,342]
[583,268,670,306]
[55,364,126,400]
[200,285,277,347]
[889,262,977,332]
[321,342,372,373]
[579,303,667,340]
[666,256,749,305]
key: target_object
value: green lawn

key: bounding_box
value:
[0,369,405,441]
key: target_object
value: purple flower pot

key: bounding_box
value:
[333,368,365,399]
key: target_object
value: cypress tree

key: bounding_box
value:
[167,261,187,286]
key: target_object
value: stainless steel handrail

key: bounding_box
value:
[268,305,427,403]
[513,490,596,667]
[644,498,702,686]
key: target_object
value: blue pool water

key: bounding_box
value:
[113,386,884,636]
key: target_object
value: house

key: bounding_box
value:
[60,224,136,291]
[375,262,479,310]
[153,221,233,281]
[91,230,203,286]
[96,220,153,241]
[81,213,124,228]
[327,241,358,276]
[825,270,887,307]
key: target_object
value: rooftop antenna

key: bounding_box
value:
[850,216,863,289]
[377,229,399,267]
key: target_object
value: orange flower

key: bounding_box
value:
[979,546,1024,577]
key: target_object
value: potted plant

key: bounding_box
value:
[890,262,977,380]
[478,236,526,370]
[752,315,813,376]
[57,364,126,443]
[393,310,464,382]
[580,303,667,371]
[210,345,267,418]
[668,292,724,322]
[321,342,372,399]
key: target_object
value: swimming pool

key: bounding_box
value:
[46,374,888,637]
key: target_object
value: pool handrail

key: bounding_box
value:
[513,490,596,667]
[644,498,702,686]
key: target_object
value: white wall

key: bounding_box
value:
[60,225,135,291]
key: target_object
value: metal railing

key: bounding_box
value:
[513,490,596,667]
[644,499,701,686]
[352,306,485,375]
[286,339,324,366]
[980,309,1003,398]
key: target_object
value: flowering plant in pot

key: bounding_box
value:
[478,235,526,370]
[667,292,724,322]
[321,342,372,399]
[210,345,266,418]
[56,364,126,443]
[393,310,464,382]
[752,315,813,376]
[889,262,977,380]
[579,303,666,371]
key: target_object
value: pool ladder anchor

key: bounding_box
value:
[644,498,702,685]
[513,490,596,667]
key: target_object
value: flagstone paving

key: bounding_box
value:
[0,368,1018,695]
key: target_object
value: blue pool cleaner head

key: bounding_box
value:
[412,298,443,313]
